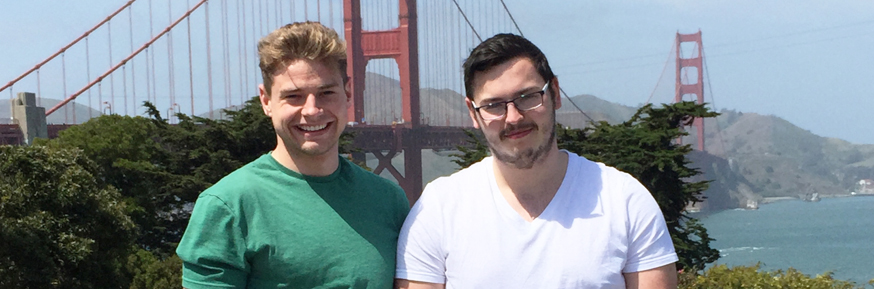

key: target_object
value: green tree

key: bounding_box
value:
[127,249,183,289]
[451,101,720,270]
[0,145,135,288]
[679,264,868,289]
[450,129,489,169]
[36,112,205,255]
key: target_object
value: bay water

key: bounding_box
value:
[698,196,874,284]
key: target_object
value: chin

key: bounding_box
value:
[278,135,337,157]
[297,143,336,156]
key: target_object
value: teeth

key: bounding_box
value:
[299,124,328,131]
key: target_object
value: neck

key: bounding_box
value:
[271,139,340,177]
[492,146,568,221]
[493,146,567,193]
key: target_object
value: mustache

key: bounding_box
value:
[500,122,537,140]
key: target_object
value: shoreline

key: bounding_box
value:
[760,196,795,204]
[761,193,859,204]
[694,194,864,219]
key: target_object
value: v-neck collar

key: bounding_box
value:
[486,151,576,226]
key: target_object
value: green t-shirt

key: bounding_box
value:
[176,154,410,288]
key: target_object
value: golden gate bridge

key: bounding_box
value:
[1,0,713,202]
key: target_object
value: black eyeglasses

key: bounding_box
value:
[471,81,549,120]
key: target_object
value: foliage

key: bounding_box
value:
[679,264,871,289]
[451,101,721,270]
[37,112,205,255]
[127,250,182,289]
[0,145,135,288]
[450,129,489,169]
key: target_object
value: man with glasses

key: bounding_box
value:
[395,33,678,289]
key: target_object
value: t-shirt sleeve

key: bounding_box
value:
[176,194,250,288]
[395,184,447,284]
[622,178,679,273]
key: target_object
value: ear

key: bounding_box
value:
[551,77,562,110]
[344,80,353,103]
[466,98,480,129]
[259,84,272,116]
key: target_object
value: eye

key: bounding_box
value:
[482,102,503,109]
[521,91,541,99]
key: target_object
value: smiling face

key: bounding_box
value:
[259,58,351,159]
[467,57,561,169]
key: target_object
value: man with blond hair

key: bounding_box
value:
[176,22,409,288]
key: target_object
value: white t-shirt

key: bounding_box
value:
[396,151,678,289]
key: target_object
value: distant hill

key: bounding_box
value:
[360,73,640,128]
[686,150,760,212]
[560,94,638,127]
[688,109,874,198]
[360,72,471,127]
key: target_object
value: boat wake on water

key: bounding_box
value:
[718,246,771,257]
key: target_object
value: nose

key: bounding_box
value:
[301,94,321,116]
[504,102,524,124]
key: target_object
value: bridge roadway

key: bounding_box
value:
[346,124,472,151]
[0,124,72,145]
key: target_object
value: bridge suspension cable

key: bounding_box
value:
[644,42,676,106]
[493,1,593,124]
[451,0,481,42]
[0,0,138,96]
[702,48,728,156]
[46,0,209,116]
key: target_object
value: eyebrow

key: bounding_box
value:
[277,82,340,95]
[477,85,542,104]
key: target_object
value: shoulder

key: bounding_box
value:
[198,154,274,204]
[341,157,405,194]
[563,152,656,218]
[567,152,635,181]
[339,157,409,214]
[419,157,491,202]
[567,152,646,195]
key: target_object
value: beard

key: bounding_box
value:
[487,110,557,170]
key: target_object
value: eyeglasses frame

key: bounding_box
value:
[470,81,551,121]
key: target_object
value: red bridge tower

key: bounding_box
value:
[675,31,705,151]
[344,0,468,204]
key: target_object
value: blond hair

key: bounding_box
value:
[258,22,347,95]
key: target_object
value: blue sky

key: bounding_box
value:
[2,0,873,143]
[511,1,874,144]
